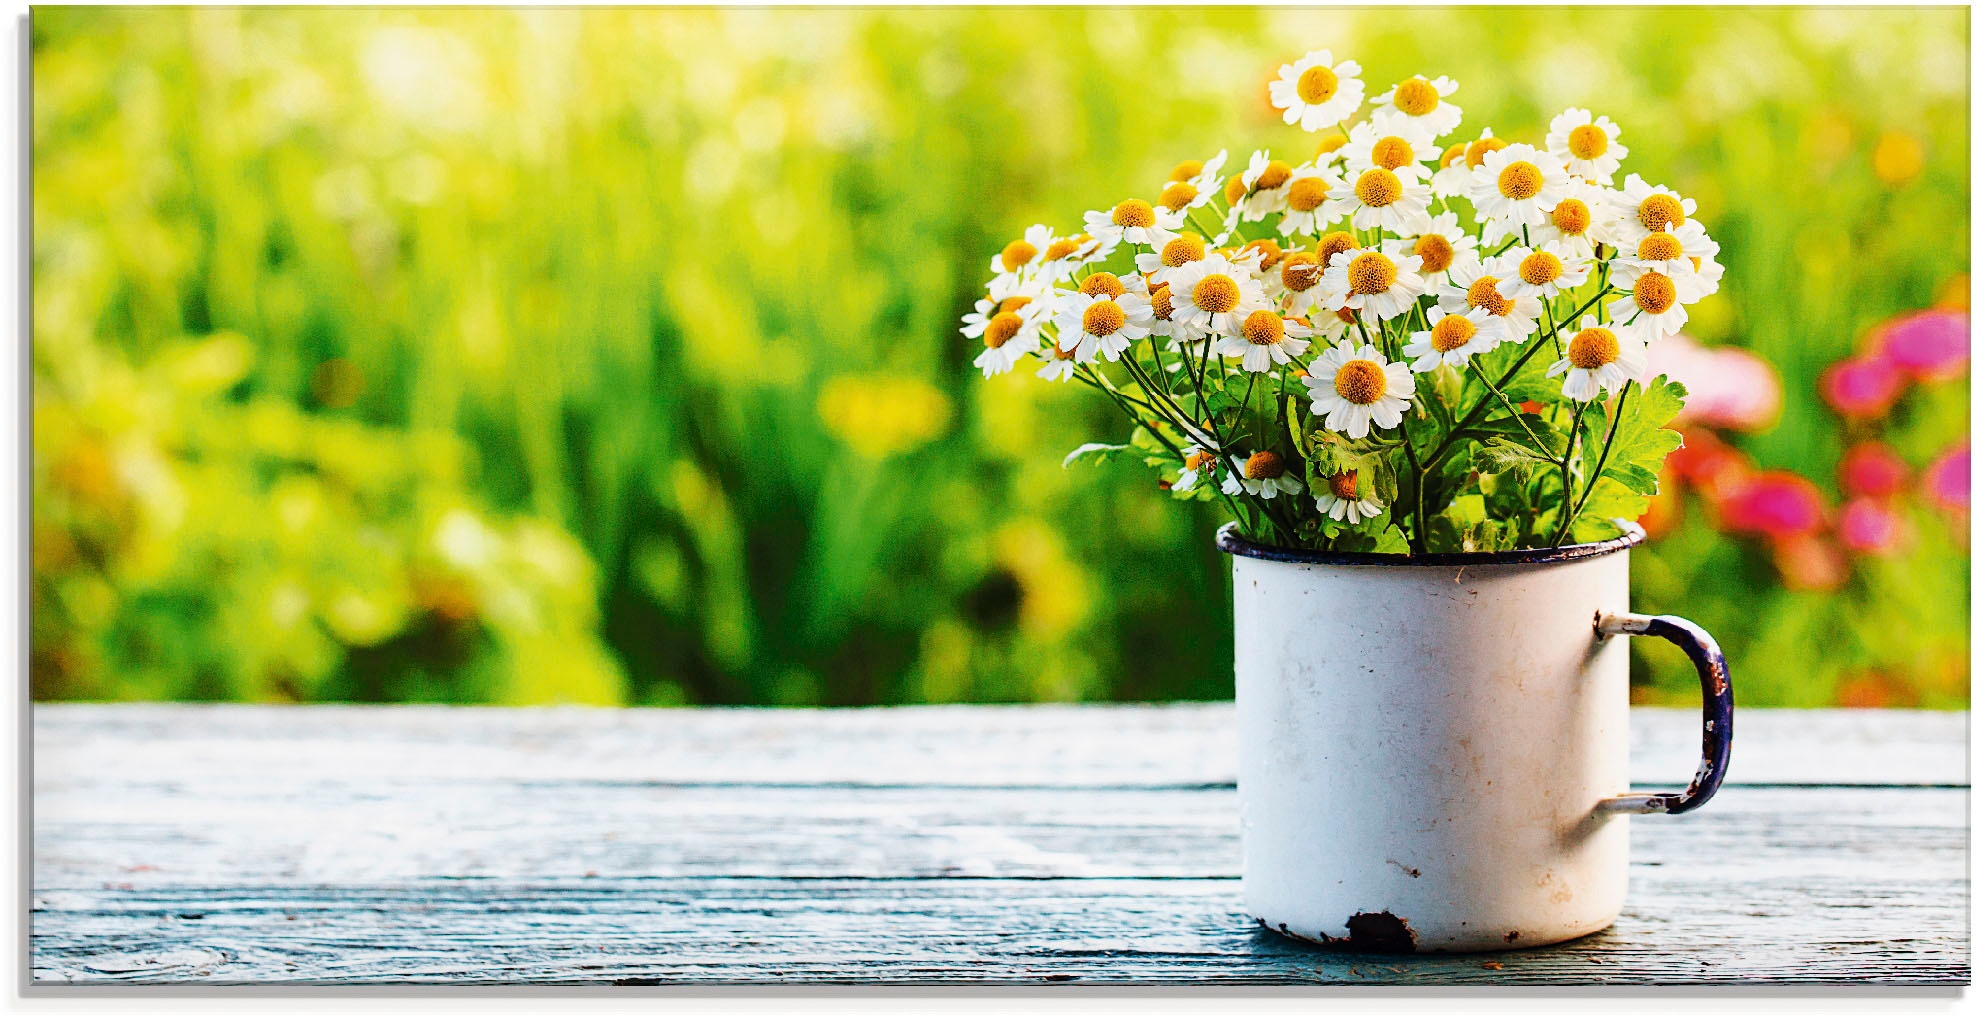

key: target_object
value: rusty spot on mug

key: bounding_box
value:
[1504,930,1521,943]
[1344,912,1417,953]
[1387,859,1422,878]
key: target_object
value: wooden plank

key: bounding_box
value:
[30,704,1968,789]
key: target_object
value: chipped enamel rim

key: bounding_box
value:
[1215,520,1646,568]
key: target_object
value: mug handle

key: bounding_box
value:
[1594,612,1734,815]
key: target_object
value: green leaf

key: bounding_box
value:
[1566,376,1689,531]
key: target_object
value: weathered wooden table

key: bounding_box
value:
[30,704,1969,985]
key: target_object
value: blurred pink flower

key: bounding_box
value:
[1770,533,1849,592]
[1715,471,1828,539]
[1838,441,1910,499]
[1924,443,1969,511]
[1837,497,1904,556]
[1648,333,1782,432]
[1877,310,1969,381]
[1819,355,1905,419]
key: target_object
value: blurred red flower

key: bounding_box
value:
[1668,428,1752,496]
[1715,471,1828,538]
[1837,441,1911,499]
[1876,309,1969,381]
[1819,355,1905,419]
[1924,443,1969,511]
[1837,497,1905,556]
[1770,533,1849,592]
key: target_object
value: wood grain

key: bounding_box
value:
[29,704,1971,985]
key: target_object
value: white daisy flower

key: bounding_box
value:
[1227,150,1297,225]
[1313,131,1353,171]
[1268,50,1366,132]
[1166,253,1271,338]
[1612,224,1717,302]
[1437,255,1546,345]
[1215,310,1315,373]
[1468,143,1571,229]
[1430,138,1475,199]
[987,223,1055,280]
[1548,316,1648,401]
[1083,199,1184,250]
[1546,108,1629,185]
[1496,240,1593,301]
[1369,75,1463,138]
[1275,163,1341,237]
[1035,233,1106,282]
[1607,269,1690,345]
[1035,340,1079,382]
[1692,251,1726,298]
[1606,173,1697,247]
[1222,450,1305,500]
[1053,283,1153,363]
[1315,470,1385,522]
[1401,306,1499,373]
[1381,210,1480,288]
[1317,247,1426,322]
[1274,251,1331,315]
[1134,232,1211,285]
[1304,341,1416,439]
[1324,166,1434,235]
[1156,150,1230,216]
[1144,281,1205,351]
[1491,178,1609,259]
[1174,445,1218,492]
[1340,117,1443,183]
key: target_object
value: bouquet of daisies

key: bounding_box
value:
[965,49,1718,553]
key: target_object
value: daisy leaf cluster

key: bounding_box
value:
[964,49,1719,553]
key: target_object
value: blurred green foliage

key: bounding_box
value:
[31,8,1968,707]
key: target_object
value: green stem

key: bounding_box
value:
[1568,383,1633,526]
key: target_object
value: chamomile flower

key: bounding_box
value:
[1035,233,1105,281]
[1606,174,1697,246]
[1546,108,1629,184]
[988,224,1056,279]
[1228,150,1297,224]
[1496,240,1593,301]
[1381,210,1480,288]
[1469,143,1571,229]
[1612,224,1717,301]
[1275,164,1340,237]
[1167,253,1272,338]
[1222,450,1305,499]
[1315,470,1385,522]
[1053,283,1153,363]
[1513,179,1609,258]
[1341,117,1442,182]
[1135,232,1211,285]
[1401,306,1498,372]
[1275,252,1330,314]
[1324,166,1434,235]
[1430,138,1474,199]
[1547,316,1647,401]
[1304,341,1416,439]
[1216,310,1315,373]
[1174,445,1218,492]
[1035,340,1079,382]
[1268,50,1366,132]
[1607,269,1690,345]
[1144,281,1203,350]
[1156,150,1230,214]
[960,271,1047,340]
[972,305,1042,377]
[1318,247,1426,321]
[1084,198,1184,250]
[1438,255,1546,345]
[1370,75,1463,138]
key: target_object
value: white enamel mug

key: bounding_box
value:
[1219,523,1733,954]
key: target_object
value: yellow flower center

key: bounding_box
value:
[1082,299,1127,337]
[984,311,1023,349]
[997,296,1032,314]
[1497,161,1544,200]
[1316,132,1349,157]
[1169,160,1204,183]
[1567,123,1609,160]
[1335,307,1359,324]
[1316,231,1359,267]
[1297,64,1340,104]
[1430,314,1477,352]
[1112,199,1157,229]
[1327,471,1360,500]
[1637,193,1686,233]
[1191,273,1241,314]
[1334,359,1389,404]
[1043,237,1082,261]
[1518,250,1563,286]
[1637,232,1684,261]
[1280,252,1322,292]
[1160,234,1206,268]
[1370,136,1416,171]
[1185,449,1215,472]
[1634,272,1678,315]
[1241,238,1283,271]
[1287,176,1329,212]
[1466,136,1507,168]
[1439,142,1468,169]
[1051,342,1076,361]
[1158,182,1199,212]
[1223,175,1249,205]
[1253,160,1293,192]
[1550,198,1592,235]
[1242,310,1285,346]
[1392,77,1441,116]
[1000,240,1038,272]
[1079,272,1126,298]
[1466,275,1513,316]
[1346,252,1397,295]
[1354,168,1403,207]
[1568,327,1620,369]
[1149,283,1175,321]
[1412,233,1455,273]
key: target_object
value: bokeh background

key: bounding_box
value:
[32,7,1970,709]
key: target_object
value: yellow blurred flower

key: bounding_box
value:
[992,518,1091,641]
[816,374,952,458]
[1872,130,1924,186]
